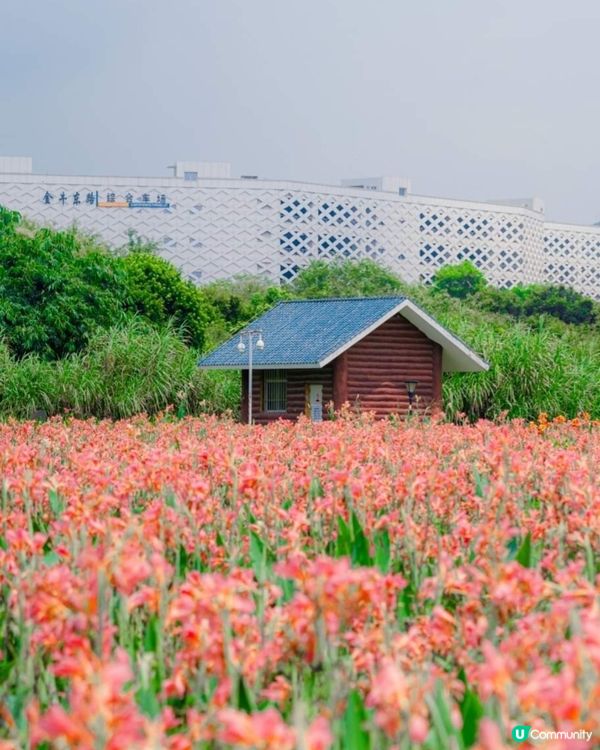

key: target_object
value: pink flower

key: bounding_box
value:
[305,716,333,750]
[217,708,295,749]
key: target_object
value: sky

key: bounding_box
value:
[1,0,600,224]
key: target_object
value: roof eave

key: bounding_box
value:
[197,362,323,370]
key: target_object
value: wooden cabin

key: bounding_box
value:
[198,297,488,424]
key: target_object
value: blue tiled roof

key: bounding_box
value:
[198,297,407,369]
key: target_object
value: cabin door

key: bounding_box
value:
[307,384,323,422]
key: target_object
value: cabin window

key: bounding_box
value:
[263,370,287,412]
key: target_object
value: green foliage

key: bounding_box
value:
[459,675,484,748]
[515,533,533,568]
[119,252,218,350]
[290,258,404,298]
[478,283,597,325]
[342,690,371,750]
[0,207,129,359]
[121,228,160,255]
[0,320,239,420]
[432,260,487,299]
[436,302,600,421]
[0,206,20,232]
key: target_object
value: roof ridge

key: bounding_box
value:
[279,295,406,303]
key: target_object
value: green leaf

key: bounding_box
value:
[42,550,60,567]
[472,468,489,499]
[0,660,13,685]
[458,672,483,748]
[5,687,29,733]
[583,537,597,584]
[336,515,352,558]
[249,531,274,582]
[515,532,533,568]
[48,489,64,517]
[276,576,295,603]
[177,544,189,578]
[506,536,520,559]
[143,615,159,653]
[136,685,160,718]
[309,477,324,500]
[426,682,464,750]
[342,690,371,750]
[351,511,372,567]
[236,674,255,713]
[374,528,390,573]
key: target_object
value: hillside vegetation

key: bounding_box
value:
[0,206,598,421]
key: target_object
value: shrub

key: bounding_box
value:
[0,207,129,359]
[290,258,404,298]
[478,283,597,325]
[431,260,487,299]
[119,252,219,350]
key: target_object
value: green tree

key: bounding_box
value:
[291,259,404,298]
[521,285,596,324]
[120,252,218,350]
[477,283,597,325]
[432,260,487,299]
[0,206,129,359]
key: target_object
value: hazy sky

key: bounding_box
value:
[2,0,600,223]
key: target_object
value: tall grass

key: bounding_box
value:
[404,288,600,420]
[0,318,240,420]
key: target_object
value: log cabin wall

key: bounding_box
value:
[342,314,442,417]
[242,366,334,425]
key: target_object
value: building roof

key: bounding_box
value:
[198,297,489,373]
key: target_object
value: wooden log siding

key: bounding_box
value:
[344,314,441,417]
[245,367,334,425]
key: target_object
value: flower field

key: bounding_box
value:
[0,415,598,749]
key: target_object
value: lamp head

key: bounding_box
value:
[237,338,246,353]
[405,380,419,404]
[256,335,265,351]
[405,380,418,396]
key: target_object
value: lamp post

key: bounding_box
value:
[237,329,265,425]
[405,380,419,411]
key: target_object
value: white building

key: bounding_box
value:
[0,157,598,299]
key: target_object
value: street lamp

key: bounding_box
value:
[237,329,265,425]
[405,380,419,409]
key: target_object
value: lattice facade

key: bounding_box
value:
[542,223,600,299]
[0,174,598,298]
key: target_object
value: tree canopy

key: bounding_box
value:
[431,260,487,299]
[290,259,404,298]
[0,207,129,359]
[0,206,221,358]
[119,252,218,350]
[478,283,596,325]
